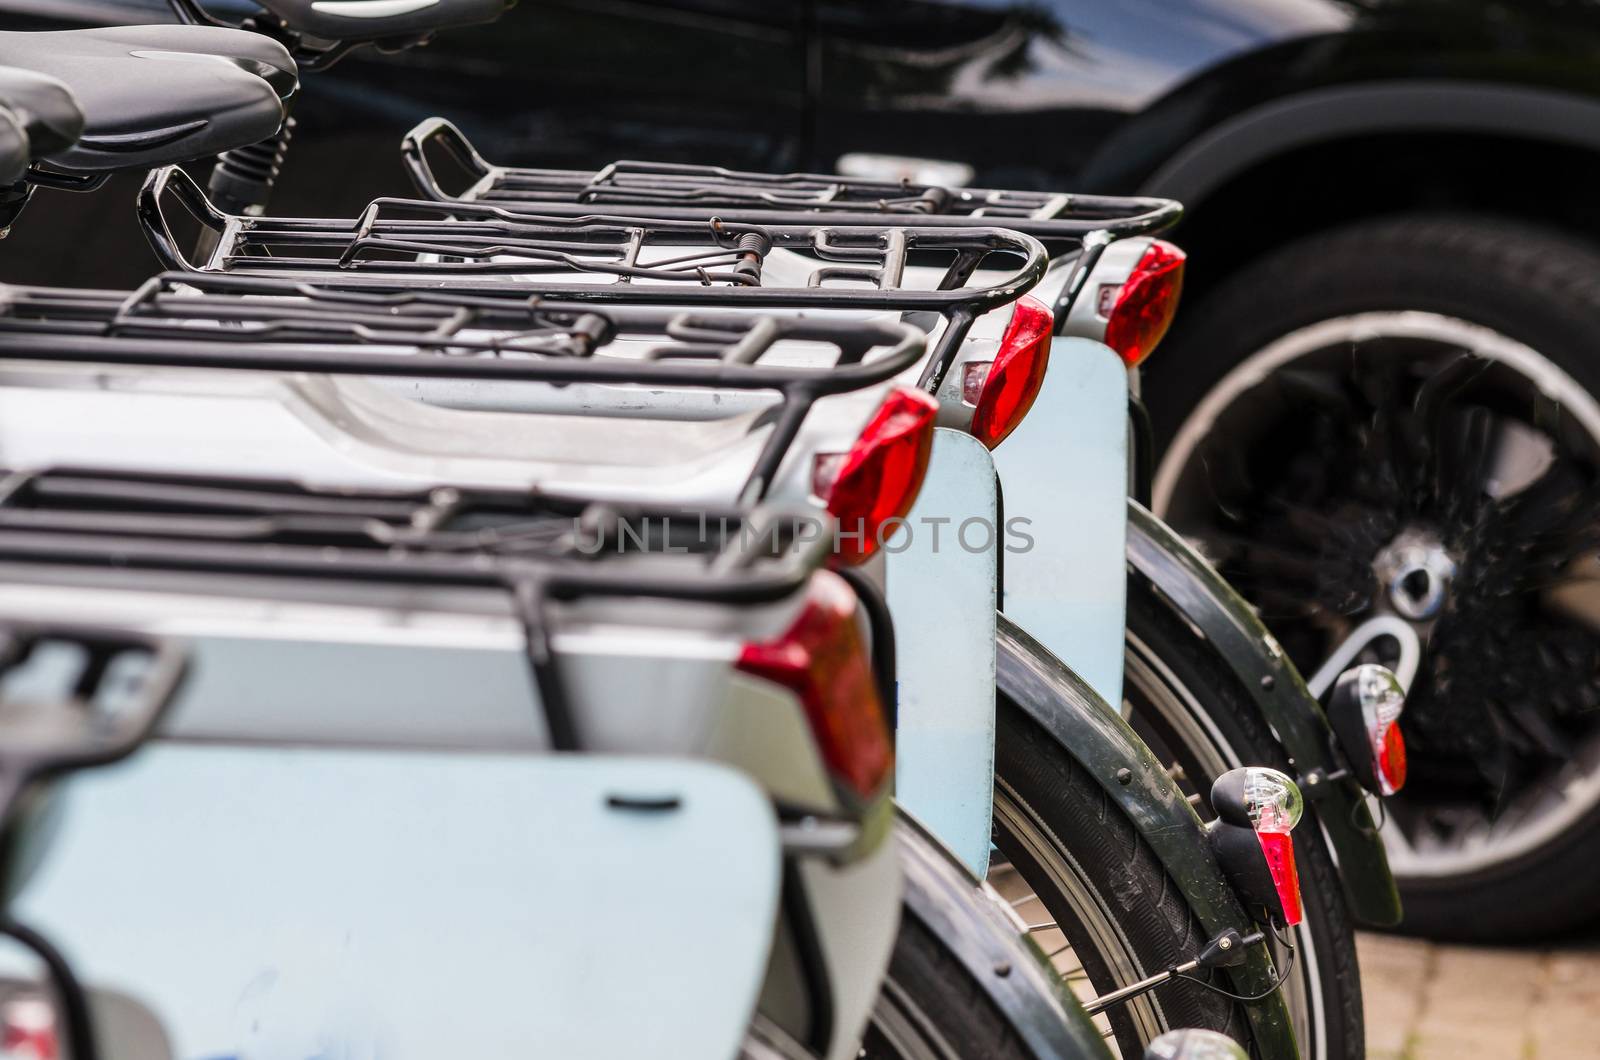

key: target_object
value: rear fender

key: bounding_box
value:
[997,615,1299,1057]
[1125,502,1402,927]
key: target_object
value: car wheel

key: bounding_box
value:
[1147,213,1600,941]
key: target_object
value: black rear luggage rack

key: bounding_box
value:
[0,273,925,502]
[138,165,1045,391]
[402,118,1182,241]
[0,467,844,752]
[396,119,1180,328]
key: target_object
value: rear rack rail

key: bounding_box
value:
[139,165,1046,392]
[0,273,926,502]
[401,118,1182,240]
[0,467,842,752]
[397,118,1182,330]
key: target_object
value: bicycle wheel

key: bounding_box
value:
[1124,574,1362,1060]
[988,682,1263,1058]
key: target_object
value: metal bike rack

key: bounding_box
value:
[137,165,1046,393]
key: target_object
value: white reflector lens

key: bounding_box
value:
[1241,766,1303,834]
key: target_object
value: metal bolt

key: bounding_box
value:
[1260,674,1276,691]
[994,961,1012,977]
[1219,938,1232,950]
[1115,768,1133,785]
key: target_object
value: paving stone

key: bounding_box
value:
[1360,932,1600,1060]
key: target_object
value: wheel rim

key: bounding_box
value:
[1123,633,1327,1059]
[1155,310,1600,880]
[988,780,1168,1058]
[860,977,960,1060]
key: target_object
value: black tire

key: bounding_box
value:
[861,911,1033,1060]
[1124,575,1363,1060]
[1146,213,1600,450]
[1147,212,1600,941]
[991,693,1254,1058]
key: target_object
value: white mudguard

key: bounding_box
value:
[15,749,781,1060]
[887,429,998,877]
[992,337,1129,709]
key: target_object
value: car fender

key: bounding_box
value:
[1144,80,1600,208]
[1125,501,1403,927]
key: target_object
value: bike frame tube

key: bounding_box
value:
[1125,503,1403,928]
[996,615,1299,1058]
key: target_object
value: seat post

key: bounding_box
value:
[0,179,31,238]
[194,104,296,261]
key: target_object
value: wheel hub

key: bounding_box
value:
[1373,530,1457,623]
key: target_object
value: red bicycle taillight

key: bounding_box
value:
[1,997,58,1060]
[963,295,1053,449]
[811,386,939,564]
[1255,831,1302,928]
[1328,664,1408,797]
[736,571,893,800]
[1210,766,1305,928]
[1102,239,1185,367]
[1363,668,1407,796]
[1240,767,1304,927]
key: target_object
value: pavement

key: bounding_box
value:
[1360,933,1600,1059]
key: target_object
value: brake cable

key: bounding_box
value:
[1080,925,1294,1016]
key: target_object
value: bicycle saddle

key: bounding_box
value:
[0,108,23,184]
[0,68,83,183]
[0,68,84,164]
[253,0,511,43]
[0,26,297,173]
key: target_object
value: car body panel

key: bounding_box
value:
[14,0,1600,287]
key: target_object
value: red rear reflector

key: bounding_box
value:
[736,571,893,800]
[1,997,58,1060]
[1360,666,1408,796]
[1329,664,1408,797]
[1105,239,1185,367]
[1241,767,1304,927]
[812,386,939,563]
[1379,724,1407,796]
[1210,767,1306,928]
[968,295,1053,449]
[1255,830,1302,927]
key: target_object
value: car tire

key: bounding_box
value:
[1146,212,1600,940]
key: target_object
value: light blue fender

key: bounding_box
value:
[886,428,998,877]
[13,747,781,1060]
[992,337,1129,708]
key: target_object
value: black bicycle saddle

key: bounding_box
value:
[0,68,84,163]
[0,107,24,185]
[253,0,510,43]
[0,26,297,173]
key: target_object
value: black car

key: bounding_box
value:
[12,0,1600,943]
